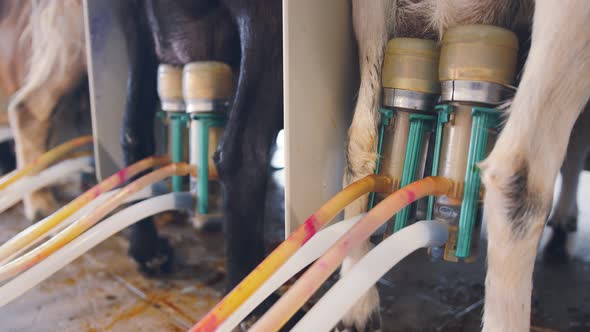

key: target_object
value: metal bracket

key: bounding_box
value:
[426,104,454,219]
[391,113,436,233]
[455,106,500,258]
[368,108,395,209]
[190,113,226,214]
[168,112,190,192]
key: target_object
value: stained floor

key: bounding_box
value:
[0,166,589,331]
[0,207,226,332]
[376,171,590,332]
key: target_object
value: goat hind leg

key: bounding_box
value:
[544,103,590,262]
[9,102,58,221]
[217,0,283,315]
[481,1,590,331]
[121,12,173,275]
[339,1,391,331]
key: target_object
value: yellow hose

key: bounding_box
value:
[0,162,195,282]
[190,175,392,332]
[0,135,93,190]
[0,156,170,264]
[251,176,453,332]
[61,150,94,160]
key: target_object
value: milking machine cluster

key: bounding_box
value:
[0,20,522,332]
[372,25,517,261]
[368,38,440,234]
[157,62,232,225]
[184,24,522,332]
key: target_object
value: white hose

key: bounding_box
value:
[0,126,13,144]
[0,182,166,266]
[216,214,365,332]
[291,220,448,332]
[0,156,93,213]
[0,192,193,307]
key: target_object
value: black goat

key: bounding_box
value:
[121,0,283,294]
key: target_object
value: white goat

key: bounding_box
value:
[341,1,590,331]
[5,0,86,220]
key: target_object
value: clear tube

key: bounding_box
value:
[0,192,193,307]
[190,175,392,332]
[0,183,165,266]
[0,156,92,214]
[251,176,453,332]
[292,220,448,332]
[217,214,365,332]
[0,156,170,264]
[0,135,93,190]
[0,163,194,282]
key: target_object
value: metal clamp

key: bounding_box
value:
[441,80,515,105]
[156,110,168,149]
[368,108,394,209]
[391,113,436,233]
[383,88,439,112]
[186,99,230,113]
[426,104,454,219]
[168,112,190,192]
[190,113,226,214]
[455,106,500,258]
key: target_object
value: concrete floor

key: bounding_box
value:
[376,171,590,332]
[0,167,589,331]
[0,207,226,332]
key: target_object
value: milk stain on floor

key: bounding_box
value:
[0,208,226,332]
[0,166,589,331]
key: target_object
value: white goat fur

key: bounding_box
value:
[342,0,590,331]
[7,0,86,220]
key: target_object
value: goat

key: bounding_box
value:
[1,2,588,331]
[0,0,87,220]
[120,0,284,301]
[342,0,589,331]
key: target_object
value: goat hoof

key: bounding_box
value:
[543,226,570,264]
[27,205,57,222]
[153,211,183,228]
[335,309,382,332]
[129,237,175,276]
[24,191,59,222]
[547,215,577,232]
[192,213,223,232]
[338,285,382,332]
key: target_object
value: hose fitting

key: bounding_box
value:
[183,62,233,226]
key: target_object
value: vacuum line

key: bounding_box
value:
[0,156,170,263]
[0,192,193,307]
[0,135,92,190]
[250,176,453,331]
[0,163,194,282]
[190,175,392,332]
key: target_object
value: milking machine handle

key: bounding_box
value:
[191,113,226,214]
[426,104,454,220]
[391,113,436,233]
[157,110,168,148]
[455,106,500,258]
[368,108,394,209]
[168,112,190,192]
